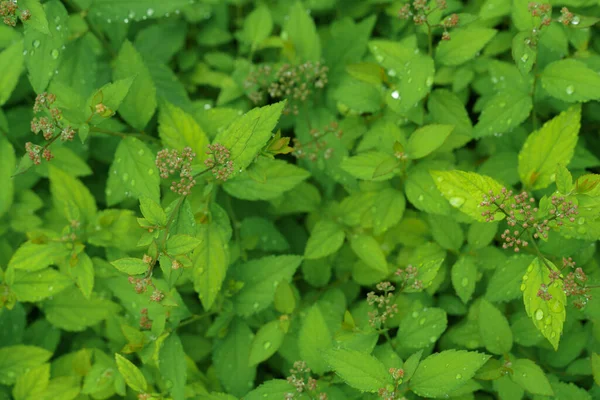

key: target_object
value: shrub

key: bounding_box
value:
[0,0,600,399]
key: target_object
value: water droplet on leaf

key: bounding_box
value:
[535,308,544,320]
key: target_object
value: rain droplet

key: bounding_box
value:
[544,316,552,325]
[577,217,585,225]
[32,39,40,48]
[411,311,419,318]
[263,341,272,350]
[566,85,575,95]
[391,90,400,100]
[122,173,129,182]
[137,149,145,156]
[534,308,544,320]
[429,336,437,343]
[455,374,462,379]
[571,16,580,25]
[23,49,28,55]
[520,53,529,63]
[130,179,136,186]
[426,76,434,87]
[461,277,469,287]
[147,169,154,175]
[253,302,259,309]
[520,283,526,291]
[419,318,426,326]
[418,194,424,201]
[51,49,59,59]
[147,8,155,16]
[449,197,465,208]
[388,69,397,77]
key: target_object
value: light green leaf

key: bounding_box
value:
[512,32,536,75]
[335,78,383,113]
[406,124,453,159]
[284,1,321,62]
[24,0,68,93]
[555,165,572,195]
[299,304,333,375]
[110,258,148,275]
[242,6,273,51]
[73,252,94,299]
[451,256,477,304]
[518,104,580,190]
[478,299,513,355]
[397,307,447,349]
[0,138,15,218]
[86,77,134,127]
[350,234,388,274]
[20,0,49,34]
[473,90,532,138]
[510,358,553,395]
[10,268,72,302]
[159,334,186,400]
[372,188,406,235]
[49,165,97,225]
[340,151,398,181]
[410,350,491,398]
[486,255,534,303]
[42,287,113,332]
[139,196,167,226]
[232,255,303,316]
[248,320,285,366]
[89,0,192,22]
[12,363,50,400]
[244,380,291,400]
[325,348,390,392]
[166,234,201,255]
[223,158,310,201]
[0,345,51,385]
[467,222,498,250]
[435,28,497,66]
[113,41,157,130]
[0,40,24,106]
[520,258,566,350]
[192,223,229,311]
[541,59,600,103]
[158,101,209,157]
[115,354,147,393]
[106,137,160,205]
[305,220,345,260]
[34,147,92,178]
[387,54,435,114]
[431,170,506,222]
[213,102,285,173]
[7,241,68,272]
[428,90,473,151]
[274,281,296,314]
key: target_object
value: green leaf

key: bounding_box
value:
[397,307,448,349]
[158,101,209,156]
[213,319,256,397]
[113,41,157,130]
[284,1,321,62]
[372,188,406,235]
[274,281,296,314]
[73,252,94,299]
[428,89,473,151]
[0,138,15,218]
[467,222,498,250]
[518,104,580,190]
[89,0,192,22]
[541,59,600,103]
[42,287,112,332]
[139,196,167,226]
[510,358,553,396]
[555,165,572,195]
[427,214,464,251]
[410,350,491,398]
[406,125,453,159]
[512,32,536,75]
[7,241,67,272]
[24,0,68,93]
[435,28,497,66]
[520,258,566,350]
[340,151,398,181]
[106,137,160,205]
[242,6,273,51]
[12,363,50,400]
[486,255,534,303]
[49,165,97,225]
[86,78,134,127]
[248,320,285,366]
[304,220,345,260]
[223,158,310,201]
[192,223,229,311]
[0,40,24,106]
[431,170,505,222]
[451,256,477,304]
[325,348,390,392]
[110,258,148,275]
[232,255,302,316]
[478,299,513,355]
[473,90,532,138]
[592,353,600,386]
[335,78,383,113]
[10,268,72,302]
[350,234,388,274]
[20,0,50,35]
[387,54,435,114]
[299,304,333,374]
[244,380,291,400]
[0,345,51,385]
[159,334,186,400]
[166,234,201,255]
[115,354,147,393]
[213,101,285,173]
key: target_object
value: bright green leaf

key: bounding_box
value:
[115,354,147,393]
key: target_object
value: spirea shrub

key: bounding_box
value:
[1,0,600,399]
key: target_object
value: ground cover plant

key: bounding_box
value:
[1,0,600,399]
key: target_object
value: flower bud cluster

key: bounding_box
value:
[537,257,591,308]
[528,2,552,26]
[285,361,328,400]
[395,265,423,291]
[367,282,399,327]
[139,308,152,330]
[292,121,342,162]
[377,368,405,400]
[156,147,197,195]
[0,0,29,26]
[204,143,235,181]
[558,7,574,25]
[398,1,457,40]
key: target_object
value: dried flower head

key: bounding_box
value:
[204,143,235,181]
[156,147,197,195]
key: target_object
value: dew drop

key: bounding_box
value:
[263,341,272,350]
[455,374,462,379]
[253,302,259,309]
[429,336,436,343]
[391,90,400,100]
[147,169,154,175]
[32,39,40,48]
[544,316,552,325]
[51,49,59,59]
[122,173,129,182]
[419,318,426,326]
[147,8,155,17]
[23,49,28,55]
[577,217,585,225]
[566,85,575,95]
[388,69,397,77]
[418,194,424,201]
[520,283,526,291]
[461,277,469,287]
[426,76,434,87]
[534,308,544,320]
[137,149,145,156]
[449,197,465,208]
[520,53,529,63]
[549,299,564,313]
[411,311,419,318]
[551,331,556,338]
[130,179,136,186]
[571,15,580,25]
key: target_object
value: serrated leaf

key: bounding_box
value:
[73,252,94,299]
[410,350,490,398]
[510,358,553,395]
[49,165,97,225]
[113,41,157,130]
[89,0,191,22]
[486,255,534,303]
[518,104,580,190]
[8,241,67,272]
[304,220,345,260]
[110,258,148,275]
[541,59,600,103]
[372,188,406,235]
[0,345,51,385]
[431,170,505,222]
[512,32,536,75]
[86,78,134,127]
[299,304,333,374]
[406,124,453,159]
[106,137,160,205]
[451,256,477,304]
[166,234,201,255]
[20,0,49,34]
[12,363,50,400]
[340,151,398,181]
[115,354,147,393]
[350,234,388,274]
[159,334,186,400]
[428,90,473,150]
[520,258,566,350]
[397,307,447,349]
[478,299,513,355]
[325,348,390,392]
[387,53,435,113]
[241,6,273,51]
[284,1,321,62]
[244,380,291,400]
[435,28,497,66]
[10,268,72,302]
[213,101,285,173]
[139,196,166,226]
[473,90,532,138]
[0,138,15,218]
[0,40,24,106]
[248,320,285,366]
[158,101,209,157]
[192,223,229,311]
[42,287,112,332]
[427,214,464,251]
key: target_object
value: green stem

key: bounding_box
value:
[177,311,215,329]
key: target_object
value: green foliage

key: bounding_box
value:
[1,1,600,399]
